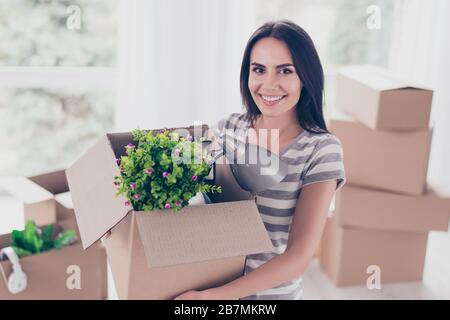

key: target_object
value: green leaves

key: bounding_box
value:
[54,230,76,249]
[10,220,77,258]
[114,128,222,213]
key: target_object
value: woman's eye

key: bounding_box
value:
[252,67,264,74]
[280,69,293,75]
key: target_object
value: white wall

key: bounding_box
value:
[114,0,257,131]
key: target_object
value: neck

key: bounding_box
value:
[255,111,303,137]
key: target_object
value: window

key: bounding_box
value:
[0,0,117,176]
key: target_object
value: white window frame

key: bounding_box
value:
[0,66,116,90]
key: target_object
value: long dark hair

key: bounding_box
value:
[240,20,328,134]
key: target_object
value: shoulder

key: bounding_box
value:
[303,131,344,158]
[301,131,346,190]
[218,112,250,131]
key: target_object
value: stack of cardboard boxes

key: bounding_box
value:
[319,65,450,286]
[0,170,107,299]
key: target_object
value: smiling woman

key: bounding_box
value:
[175,20,346,301]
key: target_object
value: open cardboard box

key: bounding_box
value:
[334,184,450,232]
[0,170,79,235]
[66,125,273,299]
[0,224,107,300]
[329,113,432,196]
[336,65,433,131]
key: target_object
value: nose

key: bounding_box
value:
[262,71,280,91]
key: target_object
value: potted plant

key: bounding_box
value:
[113,128,221,212]
[8,220,77,258]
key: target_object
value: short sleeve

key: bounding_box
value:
[301,135,346,191]
[203,113,242,162]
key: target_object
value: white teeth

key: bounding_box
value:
[261,95,284,102]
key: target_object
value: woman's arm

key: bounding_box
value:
[174,179,338,300]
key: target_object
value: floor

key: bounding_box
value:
[1,195,450,300]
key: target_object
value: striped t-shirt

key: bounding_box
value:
[213,112,346,300]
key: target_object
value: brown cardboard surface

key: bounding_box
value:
[135,200,272,268]
[0,233,107,300]
[336,66,433,130]
[66,135,130,249]
[28,170,69,195]
[335,184,450,232]
[319,216,428,286]
[115,214,245,299]
[330,116,432,195]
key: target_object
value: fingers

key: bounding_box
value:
[102,230,112,240]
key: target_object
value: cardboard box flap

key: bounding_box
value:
[28,170,69,195]
[339,65,430,92]
[135,200,273,268]
[54,192,73,209]
[66,125,210,250]
[66,135,130,249]
[0,176,54,203]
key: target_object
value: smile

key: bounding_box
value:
[259,94,286,105]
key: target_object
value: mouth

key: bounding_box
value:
[259,94,287,106]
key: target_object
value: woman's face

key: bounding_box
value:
[248,37,302,118]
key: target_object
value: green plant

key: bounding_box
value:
[10,220,77,258]
[114,128,221,212]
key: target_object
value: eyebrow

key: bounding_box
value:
[250,62,295,68]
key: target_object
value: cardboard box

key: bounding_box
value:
[0,170,78,234]
[319,216,428,286]
[329,115,432,195]
[336,65,433,130]
[335,184,450,232]
[66,127,273,299]
[0,226,107,300]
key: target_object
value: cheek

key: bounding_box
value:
[248,75,260,93]
[285,78,302,98]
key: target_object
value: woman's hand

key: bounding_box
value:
[174,288,235,300]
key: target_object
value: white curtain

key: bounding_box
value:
[115,0,257,132]
[389,0,450,189]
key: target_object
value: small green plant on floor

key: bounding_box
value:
[10,220,77,258]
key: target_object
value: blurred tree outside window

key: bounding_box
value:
[0,0,117,176]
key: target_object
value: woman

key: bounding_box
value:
[175,20,345,300]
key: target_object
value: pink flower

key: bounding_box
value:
[162,171,169,178]
[126,143,134,149]
[124,201,130,206]
[133,194,140,200]
[191,175,198,181]
[165,203,171,209]
[174,148,180,156]
[130,183,137,190]
[145,168,153,175]
[186,134,193,141]
[175,200,182,207]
